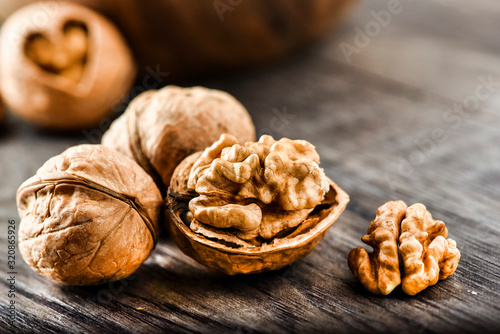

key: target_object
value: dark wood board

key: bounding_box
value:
[1,0,499,333]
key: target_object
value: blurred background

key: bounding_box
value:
[1,0,499,333]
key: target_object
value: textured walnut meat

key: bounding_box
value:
[167,134,350,275]
[17,145,162,286]
[102,86,256,195]
[348,201,407,295]
[348,201,460,295]
[399,204,461,295]
[0,2,136,130]
[187,134,330,241]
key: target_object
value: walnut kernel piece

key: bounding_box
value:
[348,201,407,295]
[348,201,460,295]
[0,2,136,130]
[17,145,162,286]
[399,204,461,296]
[102,86,256,195]
[187,134,329,241]
[167,135,350,275]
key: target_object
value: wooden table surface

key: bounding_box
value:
[1,0,499,333]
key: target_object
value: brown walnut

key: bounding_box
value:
[167,134,350,275]
[17,145,162,286]
[348,201,461,295]
[0,0,358,77]
[102,86,256,196]
[0,2,136,130]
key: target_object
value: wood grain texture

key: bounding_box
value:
[1,0,500,333]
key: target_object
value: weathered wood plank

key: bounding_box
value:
[1,0,500,333]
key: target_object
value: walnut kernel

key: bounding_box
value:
[187,134,330,241]
[167,134,350,275]
[348,201,460,295]
[348,201,407,295]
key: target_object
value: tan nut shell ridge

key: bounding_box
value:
[0,2,136,130]
[348,201,407,295]
[399,204,461,295]
[167,136,350,275]
[17,145,162,286]
[102,86,256,194]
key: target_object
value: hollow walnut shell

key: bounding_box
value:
[0,2,136,130]
[167,135,349,275]
[102,86,256,195]
[17,145,162,285]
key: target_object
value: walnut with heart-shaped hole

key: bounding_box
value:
[0,2,136,130]
[25,21,88,82]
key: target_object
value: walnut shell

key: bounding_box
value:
[17,145,162,285]
[167,146,350,275]
[0,2,136,130]
[102,86,256,195]
[0,0,357,76]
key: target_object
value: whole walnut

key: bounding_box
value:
[102,86,256,195]
[0,2,136,130]
[167,134,350,275]
[0,0,358,76]
[17,145,162,286]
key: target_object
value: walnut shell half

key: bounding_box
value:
[0,2,136,130]
[17,145,162,285]
[168,178,348,275]
[166,137,349,275]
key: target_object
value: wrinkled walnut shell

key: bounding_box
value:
[17,145,162,285]
[167,151,349,275]
[102,86,256,195]
[0,2,136,130]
